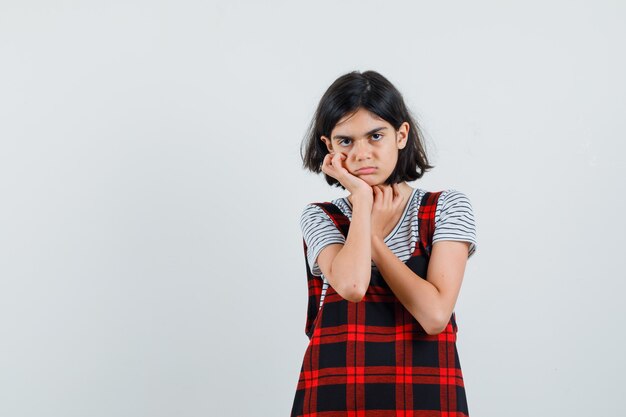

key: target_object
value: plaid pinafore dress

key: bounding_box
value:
[291,191,469,416]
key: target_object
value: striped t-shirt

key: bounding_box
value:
[300,188,477,306]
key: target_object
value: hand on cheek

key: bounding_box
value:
[321,152,374,199]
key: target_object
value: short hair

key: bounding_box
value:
[300,70,433,189]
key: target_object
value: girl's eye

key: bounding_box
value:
[371,133,383,141]
[338,139,351,147]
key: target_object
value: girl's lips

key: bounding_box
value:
[356,167,376,174]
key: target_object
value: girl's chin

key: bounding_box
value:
[359,177,376,184]
[354,173,387,187]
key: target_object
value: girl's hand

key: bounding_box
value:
[371,183,406,240]
[321,152,373,202]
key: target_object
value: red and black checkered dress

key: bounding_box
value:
[291,191,469,416]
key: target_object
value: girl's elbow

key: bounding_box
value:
[328,271,369,303]
[417,312,449,335]
[337,282,368,303]
[345,290,366,303]
[424,323,447,336]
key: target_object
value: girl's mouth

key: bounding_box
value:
[356,167,377,174]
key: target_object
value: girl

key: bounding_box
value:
[291,70,477,416]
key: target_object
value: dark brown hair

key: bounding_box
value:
[300,70,433,189]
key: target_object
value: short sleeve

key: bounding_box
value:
[300,204,346,276]
[432,190,477,258]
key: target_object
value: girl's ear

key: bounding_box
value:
[320,135,333,152]
[397,122,410,149]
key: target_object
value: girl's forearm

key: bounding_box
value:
[371,236,443,334]
[329,199,372,302]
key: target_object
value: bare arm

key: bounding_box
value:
[371,238,470,334]
[315,150,376,303]
[317,196,373,302]
[368,185,471,334]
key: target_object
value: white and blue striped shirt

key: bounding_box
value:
[300,188,477,306]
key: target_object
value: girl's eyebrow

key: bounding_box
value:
[332,126,388,141]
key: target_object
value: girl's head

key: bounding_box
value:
[301,70,433,189]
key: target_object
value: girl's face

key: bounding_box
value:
[320,107,409,186]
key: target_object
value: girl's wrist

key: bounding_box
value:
[354,196,373,205]
[349,191,373,207]
[370,235,385,265]
[370,234,385,245]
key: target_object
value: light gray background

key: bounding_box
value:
[1,1,624,416]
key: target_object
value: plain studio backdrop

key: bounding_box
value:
[1,1,624,416]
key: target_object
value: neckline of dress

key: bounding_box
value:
[341,187,420,242]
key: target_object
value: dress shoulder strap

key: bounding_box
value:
[302,201,349,339]
[311,201,350,238]
[416,190,460,332]
[416,191,443,258]
[301,235,321,339]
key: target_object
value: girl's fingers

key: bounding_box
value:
[322,153,337,176]
[383,184,392,205]
[330,153,346,172]
[378,185,385,202]
[321,154,331,171]
[324,153,338,169]
[373,185,382,206]
[392,183,401,203]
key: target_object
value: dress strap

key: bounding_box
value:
[302,202,350,339]
[301,236,321,339]
[312,202,350,238]
[416,190,459,332]
[416,191,443,258]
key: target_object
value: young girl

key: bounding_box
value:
[291,70,477,416]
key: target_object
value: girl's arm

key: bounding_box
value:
[317,195,373,302]
[316,151,376,303]
[369,185,471,335]
[371,238,470,335]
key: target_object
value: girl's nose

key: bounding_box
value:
[351,140,373,161]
